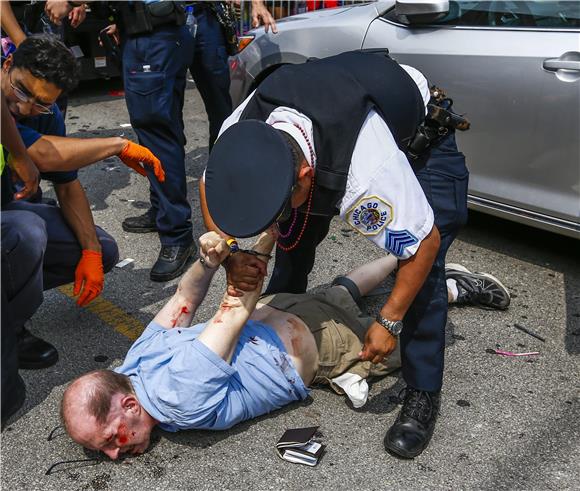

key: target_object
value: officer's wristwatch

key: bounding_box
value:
[375,314,403,337]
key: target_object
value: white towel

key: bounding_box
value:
[331,373,369,408]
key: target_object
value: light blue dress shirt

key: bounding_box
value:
[116,320,309,431]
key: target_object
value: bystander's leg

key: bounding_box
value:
[1,210,47,424]
[189,4,233,150]
[121,25,196,281]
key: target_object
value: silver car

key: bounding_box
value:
[229,1,580,238]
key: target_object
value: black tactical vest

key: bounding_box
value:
[240,50,425,216]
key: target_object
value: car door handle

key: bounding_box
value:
[543,58,580,72]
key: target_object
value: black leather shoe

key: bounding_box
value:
[1,375,26,429]
[150,242,197,282]
[384,387,440,458]
[18,328,59,369]
[122,208,158,233]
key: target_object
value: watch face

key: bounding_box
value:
[376,315,403,336]
[391,320,403,336]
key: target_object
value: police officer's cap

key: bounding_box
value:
[205,120,295,238]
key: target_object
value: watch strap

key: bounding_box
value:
[375,313,403,336]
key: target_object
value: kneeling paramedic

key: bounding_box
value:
[200,50,470,458]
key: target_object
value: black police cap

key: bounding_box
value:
[205,120,295,238]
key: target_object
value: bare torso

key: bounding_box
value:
[250,303,319,386]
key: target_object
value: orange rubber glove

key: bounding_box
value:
[74,250,104,307]
[118,141,165,183]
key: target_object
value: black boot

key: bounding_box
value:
[150,243,197,282]
[122,208,158,233]
[1,374,26,429]
[384,387,440,458]
[18,327,59,370]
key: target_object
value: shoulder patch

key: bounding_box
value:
[385,229,418,256]
[347,196,393,236]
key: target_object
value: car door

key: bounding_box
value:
[362,1,580,236]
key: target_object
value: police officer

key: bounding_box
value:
[116,0,198,281]
[201,50,469,458]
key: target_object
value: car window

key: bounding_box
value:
[386,1,580,29]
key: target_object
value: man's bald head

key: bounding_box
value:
[61,370,154,460]
[61,370,134,441]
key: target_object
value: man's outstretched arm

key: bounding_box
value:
[0,0,27,46]
[154,229,275,362]
[197,230,275,363]
[152,232,230,329]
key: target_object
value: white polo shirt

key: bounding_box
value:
[217,65,434,260]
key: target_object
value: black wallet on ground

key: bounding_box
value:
[275,426,325,467]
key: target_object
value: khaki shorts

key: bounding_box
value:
[260,287,401,391]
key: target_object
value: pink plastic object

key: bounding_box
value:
[493,349,540,357]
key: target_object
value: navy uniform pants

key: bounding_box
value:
[190,4,233,150]
[1,203,118,414]
[2,200,119,291]
[122,25,194,247]
[1,210,45,418]
[266,133,468,393]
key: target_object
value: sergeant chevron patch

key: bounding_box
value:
[385,229,418,256]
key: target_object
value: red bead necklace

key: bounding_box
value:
[276,207,298,239]
[276,124,315,252]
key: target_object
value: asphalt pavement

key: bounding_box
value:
[1,80,579,491]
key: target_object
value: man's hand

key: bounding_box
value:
[2,92,38,198]
[98,24,120,46]
[68,5,87,28]
[45,0,74,25]
[7,153,39,200]
[251,0,278,33]
[225,252,267,292]
[359,321,398,364]
[199,231,231,268]
[74,250,104,307]
[117,140,165,183]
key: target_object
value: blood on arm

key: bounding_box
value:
[168,304,193,328]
